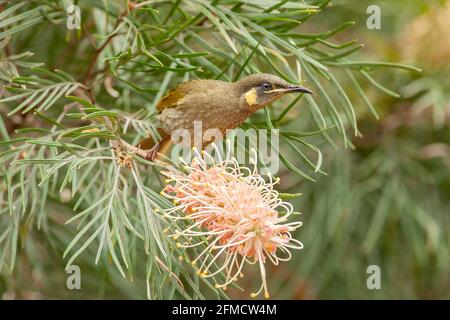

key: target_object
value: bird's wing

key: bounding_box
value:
[156,81,195,113]
[156,88,184,113]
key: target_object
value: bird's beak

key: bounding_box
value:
[284,85,314,95]
[266,85,314,95]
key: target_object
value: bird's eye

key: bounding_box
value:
[261,82,272,91]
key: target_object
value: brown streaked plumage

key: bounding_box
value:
[140,73,313,160]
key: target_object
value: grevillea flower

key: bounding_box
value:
[160,145,303,298]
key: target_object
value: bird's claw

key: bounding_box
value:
[145,146,159,161]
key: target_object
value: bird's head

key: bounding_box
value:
[235,73,313,112]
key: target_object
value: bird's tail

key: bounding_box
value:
[137,128,172,160]
[137,128,164,149]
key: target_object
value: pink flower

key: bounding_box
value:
[161,147,303,298]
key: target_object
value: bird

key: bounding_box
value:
[139,73,313,160]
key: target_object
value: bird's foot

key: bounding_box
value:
[145,145,160,161]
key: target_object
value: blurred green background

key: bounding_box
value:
[1,0,449,299]
[264,0,450,299]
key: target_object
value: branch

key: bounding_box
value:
[82,10,128,85]
[116,138,149,159]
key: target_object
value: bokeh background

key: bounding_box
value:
[1,0,449,299]
[264,0,450,299]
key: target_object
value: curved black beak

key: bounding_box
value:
[285,85,314,95]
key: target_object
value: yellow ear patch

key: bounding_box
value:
[245,88,257,106]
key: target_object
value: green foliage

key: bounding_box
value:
[0,0,426,299]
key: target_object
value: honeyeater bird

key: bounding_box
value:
[140,73,313,160]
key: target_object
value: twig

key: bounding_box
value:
[116,138,149,159]
[81,11,127,86]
